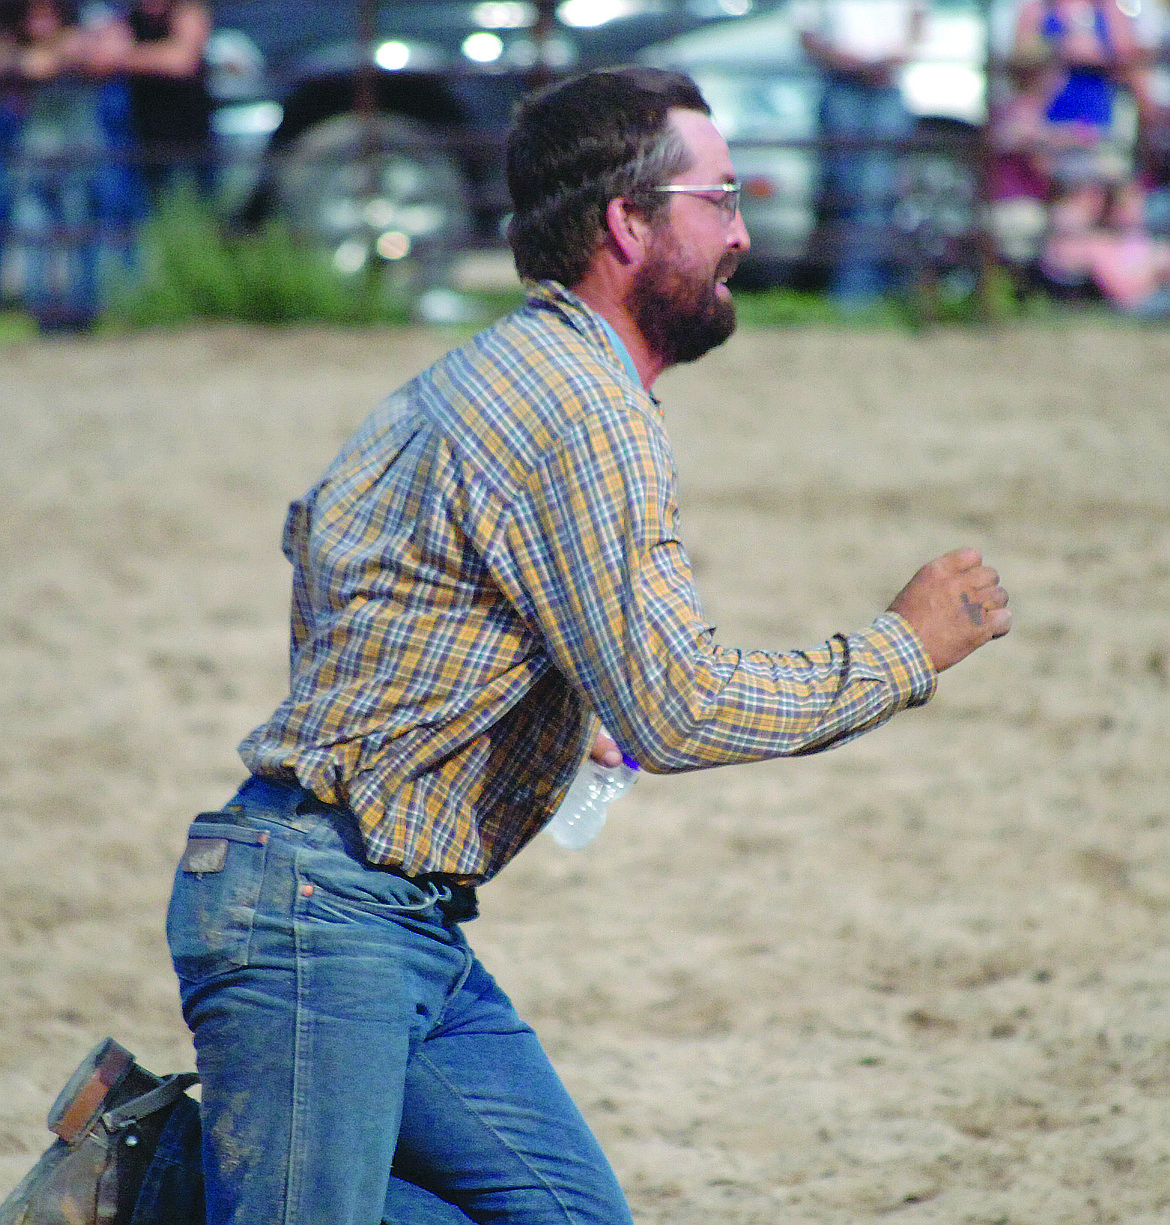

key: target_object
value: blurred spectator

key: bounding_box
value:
[988,50,1055,273]
[1008,0,1164,309]
[1089,177,1170,309]
[795,0,926,308]
[120,0,214,204]
[1011,0,1154,189]
[1040,174,1170,311]
[1130,0,1170,226]
[1,1,26,300]
[3,0,131,330]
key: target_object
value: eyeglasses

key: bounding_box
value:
[651,182,742,218]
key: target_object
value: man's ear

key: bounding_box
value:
[604,196,651,263]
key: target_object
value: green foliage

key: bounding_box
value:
[106,190,414,329]
[732,264,1063,330]
[0,310,39,342]
[898,264,1062,327]
[732,287,854,328]
[4,194,1129,339]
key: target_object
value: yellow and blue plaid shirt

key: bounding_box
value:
[239,281,936,881]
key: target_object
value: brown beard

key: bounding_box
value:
[625,229,738,368]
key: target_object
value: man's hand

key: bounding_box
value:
[887,548,1011,673]
[589,729,624,767]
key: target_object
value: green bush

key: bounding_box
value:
[107,190,414,328]
[732,264,1061,329]
[3,186,1082,337]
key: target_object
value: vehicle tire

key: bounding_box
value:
[893,117,981,274]
[271,111,473,287]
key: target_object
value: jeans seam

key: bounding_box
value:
[413,1047,577,1224]
[286,846,309,1225]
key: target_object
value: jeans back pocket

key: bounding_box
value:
[167,821,269,982]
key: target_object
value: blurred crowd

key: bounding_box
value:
[3,0,1170,331]
[796,0,1170,314]
[990,0,1170,315]
[0,0,211,332]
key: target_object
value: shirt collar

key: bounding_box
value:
[525,280,644,390]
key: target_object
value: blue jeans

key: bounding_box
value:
[13,168,102,329]
[819,76,913,305]
[166,776,633,1225]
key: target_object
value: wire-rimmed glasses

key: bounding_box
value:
[651,182,742,218]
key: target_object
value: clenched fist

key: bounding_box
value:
[888,547,1011,673]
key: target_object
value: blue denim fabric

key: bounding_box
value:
[14,171,102,327]
[818,77,913,305]
[7,78,141,330]
[167,777,633,1225]
[129,1093,205,1225]
[0,99,20,284]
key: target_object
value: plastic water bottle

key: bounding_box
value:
[545,751,640,849]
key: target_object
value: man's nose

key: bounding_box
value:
[729,207,750,252]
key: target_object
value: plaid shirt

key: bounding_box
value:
[239,281,936,881]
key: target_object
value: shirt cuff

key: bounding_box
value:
[856,610,938,708]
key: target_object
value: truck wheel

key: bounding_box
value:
[272,111,472,286]
[893,118,981,275]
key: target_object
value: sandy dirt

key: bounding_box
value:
[2,314,1169,1223]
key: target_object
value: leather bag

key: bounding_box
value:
[0,1039,203,1225]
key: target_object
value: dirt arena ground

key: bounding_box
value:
[2,314,1168,1223]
